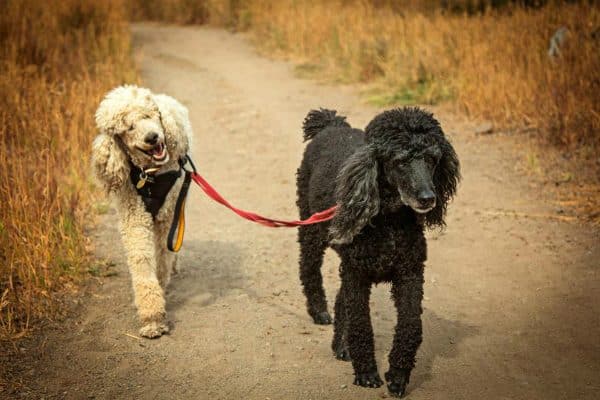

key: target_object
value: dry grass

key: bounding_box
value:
[128,0,210,24]
[127,0,246,26]
[0,0,137,340]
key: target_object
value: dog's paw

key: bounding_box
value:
[312,311,332,325]
[333,343,351,361]
[139,321,169,339]
[335,348,351,361]
[385,368,411,398]
[353,371,383,388]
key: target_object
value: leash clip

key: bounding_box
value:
[136,167,160,189]
[182,154,197,174]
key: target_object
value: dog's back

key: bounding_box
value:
[297,109,364,217]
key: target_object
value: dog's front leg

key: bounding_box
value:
[386,266,424,397]
[119,201,168,339]
[342,269,383,388]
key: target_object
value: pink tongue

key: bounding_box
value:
[152,144,163,155]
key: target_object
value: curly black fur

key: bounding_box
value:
[296,107,460,397]
[302,108,350,141]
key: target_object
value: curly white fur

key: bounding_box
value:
[92,85,192,338]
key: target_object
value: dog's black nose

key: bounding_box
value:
[417,190,436,208]
[144,132,159,145]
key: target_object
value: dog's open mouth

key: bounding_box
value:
[140,142,169,163]
[136,141,170,165]
[413,206,434,214]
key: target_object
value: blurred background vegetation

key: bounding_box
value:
[0,0,137,341]
[1,0,597,340]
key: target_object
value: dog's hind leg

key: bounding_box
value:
[154,222,175,290]
[385,266,424,397]
[170,253,179,275]
[332,286,350,361]
[156,247,176,290]
[298,224,331,324]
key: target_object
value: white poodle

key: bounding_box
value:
[92,85,192,338]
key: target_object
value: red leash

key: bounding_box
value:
[190,172,337,227]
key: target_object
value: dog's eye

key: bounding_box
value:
[424,154,437,166]
[128,124,135,131]
[392,158,404,168]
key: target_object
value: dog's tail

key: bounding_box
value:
[302,108,350,141]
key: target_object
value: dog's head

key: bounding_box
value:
[330,107,460,244]
[95,85,170,168]
[92,85,190,193]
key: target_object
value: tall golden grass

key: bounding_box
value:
[128,0,209,24]
[0,0,136,339]
[128,0,247,26]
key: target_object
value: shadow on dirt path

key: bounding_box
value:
[169,241,248,313]
[3,23,599,400]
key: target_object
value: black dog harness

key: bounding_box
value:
[127,156,195,252]
[130,162,182,218]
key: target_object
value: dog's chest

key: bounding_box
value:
[129,164,181,218]
[341,212,427,281]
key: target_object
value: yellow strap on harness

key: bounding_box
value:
[171,199,186,252]
[167,170,191,252]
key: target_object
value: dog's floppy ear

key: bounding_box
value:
[91,133,129,193]
[330,145,380,244]
[425,138,460,227]
[153,94,191,159]
[92,92,130,193]
[94,86,131,137]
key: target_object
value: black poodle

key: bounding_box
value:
[296,107,460,397]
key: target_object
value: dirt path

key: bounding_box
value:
[7,24,600,399]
